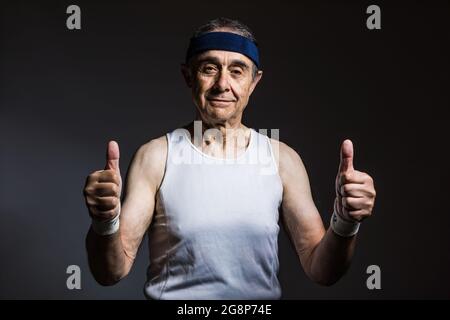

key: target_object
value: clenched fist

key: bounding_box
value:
[334,140,376,222]
[84,141,122,222]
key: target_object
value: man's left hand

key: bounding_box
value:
[335,139,376,222]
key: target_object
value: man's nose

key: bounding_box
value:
[213,70,231,92]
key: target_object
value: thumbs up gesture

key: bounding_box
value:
[334,140,376,222]
[84,141,122,221]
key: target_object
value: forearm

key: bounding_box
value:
[279,139,375,286]
[85,226,131,286]
[306,138,375,285]
[307,227,357,286]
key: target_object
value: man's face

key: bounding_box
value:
[183,50,262,125]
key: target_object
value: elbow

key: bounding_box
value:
[307,268,346,287]
[88,257,131,287]
[311,275,340,287]
[93,271,127,287]
[305,255,351,287]
[87,260,129,286]
[96,278,120,287]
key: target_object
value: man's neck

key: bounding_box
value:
[183,119,251,159]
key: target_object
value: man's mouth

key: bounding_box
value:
[207,98,235,107]
[207,98,234,102]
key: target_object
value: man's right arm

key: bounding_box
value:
[84,137,167,286]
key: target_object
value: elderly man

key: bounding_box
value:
[83,17,376,299]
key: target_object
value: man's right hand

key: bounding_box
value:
[84,141,122,221]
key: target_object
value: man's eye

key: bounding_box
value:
[231,69,243,75]
[202,66,217,73]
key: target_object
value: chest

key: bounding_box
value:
[157,163,282,237]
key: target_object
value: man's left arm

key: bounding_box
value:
[274,139,376,286]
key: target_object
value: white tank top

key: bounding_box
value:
[144,127,283,299]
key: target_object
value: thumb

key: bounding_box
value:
[338,139,354,173]
[105,140,120,172]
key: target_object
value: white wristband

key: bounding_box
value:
[330,211,360,237]
[91,213,120,236]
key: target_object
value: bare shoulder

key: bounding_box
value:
[136,135,167,162]
[128,135,167,191]
[269,138,306,174]
[268,138,311,194]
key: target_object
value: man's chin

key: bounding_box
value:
[205,107,234,123]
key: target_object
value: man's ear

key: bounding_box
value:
[181,63,193,88]
[249,70,263,96]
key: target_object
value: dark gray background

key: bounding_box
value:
[1,0,449,299]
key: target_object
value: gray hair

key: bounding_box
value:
[192,17,257,43]
[189,17,260,79]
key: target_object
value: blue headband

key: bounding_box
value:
[186,32,260,68]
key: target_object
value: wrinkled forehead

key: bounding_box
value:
[191,50,254,68]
